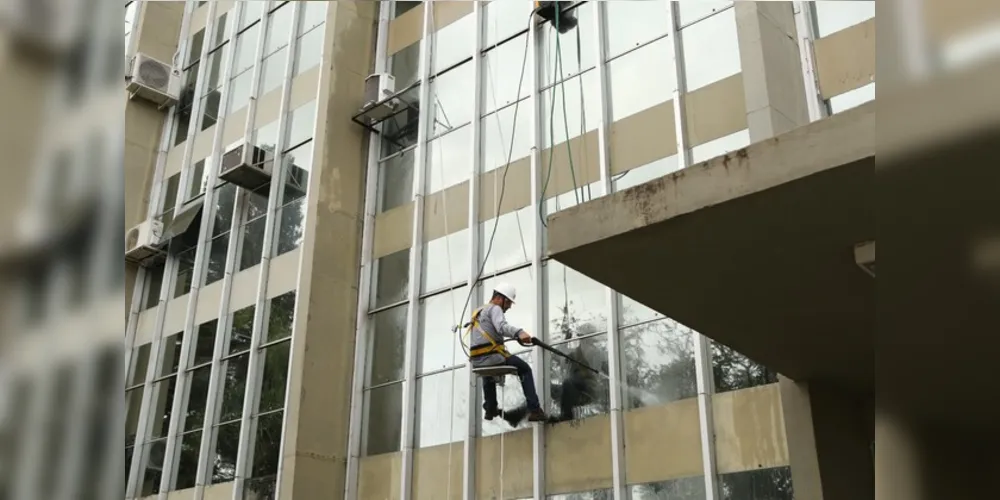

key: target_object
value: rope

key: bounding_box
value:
[499,382,506,500]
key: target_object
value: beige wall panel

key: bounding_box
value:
[267,249,301,299]
[189,2,210,35]
[136,2,184,63]
[814,19,876,99]
[686,73,749,147]
[388,4,425,55]
[624,398,704,484]
[713,384,790,474]
[135,308,157,347]
[165,146,184,177]
[540,130,602,200]
[547,415,615,494]
[194,279,222,325]
[166,488,195,500]
[124,98,162,228]
[373,203,415,259]
[331,5,376,77]
[162,297,188,335]
[412,443,464,499]
[609,102,677,176]
[925,0,1000,41]
[289,68,322,110]
[358,452,403,500]
[201,481,234,500]
[254,86,285,129]
[222,106,247,148]
[214,1,236,18]
[191,125,215,161]
[478,158,533,221]
[476,429,534,499]
[424,181,470,241]
[229,267,259,311]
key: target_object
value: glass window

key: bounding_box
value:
[829,82,876,114]
[394,1,420,19]
[480,206,533,274]
[711,340,778,393]
[417,287,468,373]
[299,0,328,34]
[210,12,231,49]
[228,68,254,114]
[293,25,323,76]
[378,149,415,212]
[481,268,535,354]
[629,476,707,499]
[240,1,265,30]
[548,489,614,500]
[175,431,203,490]
[681,8,741,92]
[129,344,151,387]
[232,24,261,77]
[240,216,266,271]
[261,47,289,96]
[126,387,145,446]
[193,320,218,366]
[203,46,228,94]
[249,412,283,484]
[541,69,601,148]
[679,1,734,27]
[229,306,255,355]
[187,159,207,200]
[548,335,610,421]
[368,305,407,386]
[605,0,670,59]
[246,186,271,221]
[484,0,533,49]
[482,100,531,173]
[425,125,471,193]
[149,377,178,439]
[483,35,530,114]
[174,246,197,298]
[815,1,875,37]
[373,249,410,308]
[612,155,680,193]
[546,261,607,342]
[429,62,474,136]
[422,229,469,294]
[218,353,250,424]
[141,440,167,495]
[206,233,230,285]
[281,141,312,204]
[264,2,295,56]
[161,173,181,219]
[718,467,793,500]
[414,368,469,448]
[275,198,305,255]
[539,4,596,87]
[160,331,184,377]
[142,263,165,310]
[187,29,205,67]
[691,129,751,163]
[286,101,316,149]
[391,42,421,87]
[212,184,237,236]
[431,10,474,73]
[622,319,697,409]
[364,383,403,456]
[544,180,600,219]
[184,366,212,430]
[607,37,674,122]
[201,89,222,131]
[210,421,241,484]
[266,292,296,342]
[257,342,290,413]
[617,293,665,329]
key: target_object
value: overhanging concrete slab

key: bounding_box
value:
[548,102,876,395]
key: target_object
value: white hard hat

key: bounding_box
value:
[493,282,517,303]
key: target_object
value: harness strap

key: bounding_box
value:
[466,307,510,359]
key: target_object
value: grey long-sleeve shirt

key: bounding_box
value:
[469,303,524,367]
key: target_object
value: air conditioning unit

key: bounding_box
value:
[360,73,398,122]
[0,0,83,60]
[219,142,272,191]
[126,53,181,108]
[125,219,166,265]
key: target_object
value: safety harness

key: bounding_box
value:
[467,306,511,359]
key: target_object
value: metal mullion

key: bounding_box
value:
[666,1,691,170]
[241,0,275,151]
[369,299,410,315]
[793,2,828,123]
[232,1,301,497]
[158,2,225,495]
[677,5,735,31]
[399,2,435,498]
[528,12,547,500]
[464,5,483,484]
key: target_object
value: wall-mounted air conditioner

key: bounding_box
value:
[360,73,398,122]
[125,219,165,265]
[0,0,83,60]
[219,142,272,191]
[126,53,181,108]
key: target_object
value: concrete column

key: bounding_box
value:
[277,2,376,499]
[735,1,811,142]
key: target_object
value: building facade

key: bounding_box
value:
[120,2,876,500]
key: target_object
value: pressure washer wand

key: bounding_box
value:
[521,338,608,379]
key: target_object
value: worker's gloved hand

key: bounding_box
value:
[517,331,534,346]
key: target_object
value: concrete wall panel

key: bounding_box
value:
[165,145,184,177]
[228,268,259,312]
[546,415,615,494]
[373,203,414,259]
[358,453,403,500]
[388,4,425,56]
[713,384,790,474]
[624,398,704,484]
[814,19,876,99]
[162,297,187,336]
[476,429,535,499]
[424,181,471,241]
[135,308,157,346]
[201,481,233,500]
[478,157,533,221]
[267,249,300,299]
[136,2,185,64]
[412,443,464,499]
[685,73,749,148]
[194,279,222,325]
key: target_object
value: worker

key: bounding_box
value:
[468,283,548,423]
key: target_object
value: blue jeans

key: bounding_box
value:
[482,355,541,412]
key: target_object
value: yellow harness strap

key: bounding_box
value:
[467,307,510,358]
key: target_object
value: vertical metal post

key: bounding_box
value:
[345,1,392,497]
[399,2,434,498]
[527,11,547,500]
[241,1,277,149]
[463,2,485,499]
[666,1,691,169]
[231,1,300,498]
[591,2,627,498]
[792,2,828,123]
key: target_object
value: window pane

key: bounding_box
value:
[141,439,166,495]
[160,332,184,377]
[430,10,473,73]
[185,366,212,430]
[605,0,670,59]
[200,88,222,131]
[293,24,324,76]
[369,305,407,386]
[608,37,674,122]
[187,160,207,200]
[630,477,707,499]
[429,62,474,136]
[373,249,410,308]
[246,184,271,220]
[480,206,533,274]
[275,199,305,255]
[612,155,680,193]
[541,69,600,148]
[422,229,469,293]
[174,247,197,298]
[617,293,665,329]
[203,45,227,93]
[482,100,531,173]
[240,217,266,271]
[679,1,733,27]
[150,377,178,439]
[162,174,181,215]
[394,1,420,18]
[219,353,250,423]
[391,42,421,87]
[126,387,144,446]
[484,0,532,49]
[622,319,697,409]
[246,476,277,499]
[261,47,288,95]
[681,8,741,92]
[539,4,596,87]
[187,29,205,66]
[414,368,468,448]
[299,0,327,33]
[711,340,778,393]
[210,421,241,483]
[425,125,471,193]
[378,149,415,212]
[205,233,229,285]
[266,291,295,342]
[829,82,876,114]
[227,68,253,114]
[481,269,535,355]
[364,383,403,456]
[815,1,875,37]
[232,24,260,76]
[143,263,165,310]
[546,261,607,342]
[250,411,284,478]
[229,305,255,355]
[129,343,151,387]
[417,287,467,373]
[548,490,613,500]
[548,336,609,421]
[281,141,312,203]
[265,2,294,55]
[483,35,530,114]
[174,431,203,490]
[193,320,218,366]
[286,100,316,149]
[257,342,290,414]
[718,467,793,500]
[240,0,265,30]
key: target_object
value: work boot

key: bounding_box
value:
[484,406,502,421]
[526,409,548,422]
